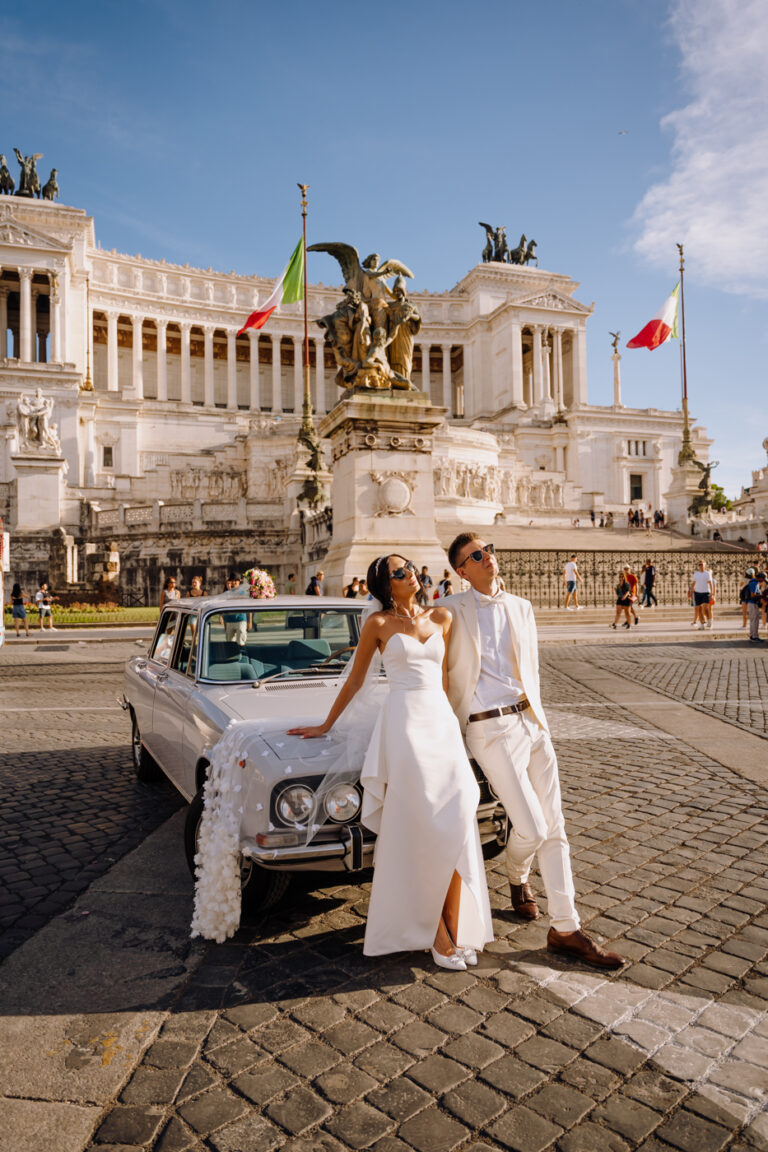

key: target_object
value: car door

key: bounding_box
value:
[141,608,180,767]
[150,611,197,793]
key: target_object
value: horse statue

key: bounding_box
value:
[522,239,538,266]
[494,226,508,263]
[42,168,59,201]
[0,155,14,195]
[478,222,494,263]
[508,233,527,265]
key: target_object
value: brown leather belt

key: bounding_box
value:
[468,699,530,723]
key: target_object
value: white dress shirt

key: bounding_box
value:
[470,584,525,712]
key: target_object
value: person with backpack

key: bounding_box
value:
[10,583,30,638]
[306,571,324,596]
[640,560,658,608]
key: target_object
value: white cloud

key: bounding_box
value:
[633,0,768,298]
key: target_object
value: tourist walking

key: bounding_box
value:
[562,554,583,610]
[740,568,755,628]
[746,570,765,642]
[306,570,324,596]
[611,570,633,629]
[160,576,180,608]
[690,559,714,630]
[285,571,297,595]
[289,554,493,970]
[10,583,30,638]
[188,575,205,598]
[35,582,55,631]
[344,577,361,598]
[444,533,623,969]
[622,565,640,624]
[640,560,658,607]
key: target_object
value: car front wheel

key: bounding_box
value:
[131,711,162,782]
[184,789,291,914]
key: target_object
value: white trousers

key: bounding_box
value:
[465,711,580,933]
[748,602,761,640]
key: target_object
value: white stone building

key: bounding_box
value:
[0,195,709,596]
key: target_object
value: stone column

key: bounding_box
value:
[441,344,452,412]
[180,322,192,403]
[531,325,543,407]
[572,326,588,405]
[552,327,564,410]
[271,336,282,413]
[293,336,303,413]
[612,351,623,407]
[227,330,237,410]
[131,315,144,399]
[541,332,552,401]
[461,342,473,418]
[31,287,41,362]
[315,338,326,414]
[510,321,524,407]
[49,275,61,363]
[156,319,168,402]
[0,287,8,359]
[106,311,119,391]
[203,325,214,407]
[18,268,33,362]
[555,444,565,471]
[420,343,431,398]
[248,331,260,410]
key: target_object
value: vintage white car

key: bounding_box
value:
[123,592,508,913]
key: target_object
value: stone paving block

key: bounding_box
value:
[584,1035,648,1075]
[231,1064,299,1107]
[119,1065,187,1105]
[205,1036,265,1076]
[622,1067,688,1112]
[399,1051,471,1098]
[392,1021,447,1057]
[480,1010,535,1048]
[175,1062,218,1104]
[278,1039,341,1078]
[94,1105,165,1145]
[221,1002,279,1032]
[511,992,566,1026]
[732,1034,768,1068]
[280,1135,346,1152]
[397,1105,469,1152]
[367,1076,433,1122]
[612,1018,669,1052]
[425,1002,483,1035]
[324,1102,395,1149]
[459,983,510,1015]
[486,1103,563,1152]
[441,1079,506,1127]
[265,1084,333,1135]
[515,1035,577,1073]
[358,1001,416,1035]
[154,1115,200,1152]
[708,1058,768,1098]
[144,1039,200,1070]
[685,1082,752,1127]
[252,1017,312,1054]
[741,1110,768,1150]
[525,1081,595,1127]
[702,951,754,978]
[560,1055,621,1101]
[391,983,446,1014]
[322,1019,381,1058]
[556,1121,631,1151]
[354,1040,416,1082]
[656,1108,731,1152]
[592,1092,661,1142]
[479,1054,547,1099]
[176,1088,248,1137]
[443,1032,505,1069]
[653,1042,716,1082]
[206,1114,283,1152]
[316,1062,379,1104]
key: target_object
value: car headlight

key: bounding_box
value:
[324,784,361,824]
[276,785,315,826]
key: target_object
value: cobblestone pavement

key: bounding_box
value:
[561,642,768,739]
[3,640,768,1152]
[0,642,182,960]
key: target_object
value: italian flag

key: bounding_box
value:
[237,238,304,335]
[626,283,680,350]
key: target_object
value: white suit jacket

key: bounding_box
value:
[443,589,549,736]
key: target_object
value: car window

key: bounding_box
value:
[200,607,362,682]
[172,614,198,676]
[151,610,179,666]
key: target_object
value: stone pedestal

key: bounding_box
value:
[664,461,703,531]
[11,454,68,530]
[318,392,449,595]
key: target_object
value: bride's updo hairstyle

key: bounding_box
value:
[366,555,394,611]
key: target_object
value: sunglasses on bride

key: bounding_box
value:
[389,561,417,580]
[460,543,495,565]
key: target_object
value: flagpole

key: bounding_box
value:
[298,183,313,435]
[676,242,694,463]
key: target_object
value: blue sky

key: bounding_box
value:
[4,0,766,497]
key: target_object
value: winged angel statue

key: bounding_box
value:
[309,243,422,391]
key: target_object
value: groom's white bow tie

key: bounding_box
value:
[474,589,503,606]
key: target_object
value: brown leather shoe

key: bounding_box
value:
[547,927,624,969]
[510,883,540,921]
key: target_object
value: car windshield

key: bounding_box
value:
[200,606,363,682]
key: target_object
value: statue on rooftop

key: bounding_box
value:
[14,148,43,198]
[42,168,60,201]
[0,155,14,195]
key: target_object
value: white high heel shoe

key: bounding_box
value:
[430,946,467,971]
[459,946,478,966]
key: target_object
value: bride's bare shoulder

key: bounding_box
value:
[428,605,452,626]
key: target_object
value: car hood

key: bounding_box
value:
[210,678,344,727]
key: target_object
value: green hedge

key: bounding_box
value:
[3,605,159,626]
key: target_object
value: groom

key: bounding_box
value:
[444,533,623,969]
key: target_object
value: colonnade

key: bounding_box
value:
[507,322,587,411]
[0,267,61,364]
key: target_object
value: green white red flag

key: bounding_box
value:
[626,283,680,350]
[237,239,304,335]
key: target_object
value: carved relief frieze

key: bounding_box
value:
[370,470,417,516]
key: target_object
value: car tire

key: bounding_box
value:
[131,711,162,782]
[184,789,291,914]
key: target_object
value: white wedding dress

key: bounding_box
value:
[360,630,494,957]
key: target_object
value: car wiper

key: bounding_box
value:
[251,665,343,687]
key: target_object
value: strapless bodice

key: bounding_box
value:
[381,630,445,690]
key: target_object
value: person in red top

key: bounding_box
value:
[622,565,640,626]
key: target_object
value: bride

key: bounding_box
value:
[289,554,493,971]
